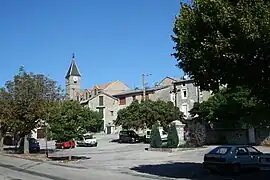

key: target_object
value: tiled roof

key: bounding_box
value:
[113,85,171,97]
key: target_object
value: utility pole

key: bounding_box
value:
[173,83,178,120]
[142,73,152,101]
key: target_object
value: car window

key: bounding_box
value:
[162,131,167,135]
[209,147,231,155]
[28,138,37,144]
[146,131,151,135]
[246,146,262,155]
[236,147,249,155]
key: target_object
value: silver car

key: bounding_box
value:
[203,145,263,173]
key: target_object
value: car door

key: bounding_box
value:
[246,146,262,166]
[236,147,253,168]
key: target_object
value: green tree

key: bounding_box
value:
[115,100,184,130]
[150,123,162,148]
[4,67,62,153]
[47,101,103,142]
[189,86,270,128]
[167,123,179,148]
[172,0,270,104]
[0,88,14,151]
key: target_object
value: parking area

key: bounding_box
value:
[38,134,270,180]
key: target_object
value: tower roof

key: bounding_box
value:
[65,53,81,79]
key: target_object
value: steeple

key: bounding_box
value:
[65,53,81,79]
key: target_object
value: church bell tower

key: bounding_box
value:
[65,53,81,100]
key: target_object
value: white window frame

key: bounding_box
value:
[181,88,188,99]
[181,103,189,117]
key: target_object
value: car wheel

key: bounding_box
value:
[232,164,241,174]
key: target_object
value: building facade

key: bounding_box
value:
[64,55,211,134]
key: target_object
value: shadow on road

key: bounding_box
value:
[131,162,270,180]
[4,147,59,154]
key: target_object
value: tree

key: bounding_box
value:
[172,0,270,104]
[187,122,206,147]
[0,88,14,151]
[4,67,63,153]
[150,123,162,148]
[167,123,179,148]
[189,86,270,128]
[115,100,184,130]
[47,101,103,142]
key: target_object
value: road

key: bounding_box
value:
[1,134,270,180]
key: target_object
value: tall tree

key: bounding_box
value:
[4,66,63,153]
[172,0,270,103]
[47,101,103,142]
[115,100,184,130]
[0,88,13,151]
[189,86,270,128]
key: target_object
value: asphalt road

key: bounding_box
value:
[1,134,270,180]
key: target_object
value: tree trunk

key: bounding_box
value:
[0,134,4,153]
[23,135,29,154]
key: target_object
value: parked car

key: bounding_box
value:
[76,134,98,147]
[55,140,76,149]
[144,129,168,143]
[203,145,264,173]
[19,137,40,153]
[119,130,140,143]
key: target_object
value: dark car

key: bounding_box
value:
[19,137,40,153]
[119,130,140,143]
[203,145,263,173]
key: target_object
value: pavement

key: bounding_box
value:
[1,134,270,180]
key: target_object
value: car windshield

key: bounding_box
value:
[146,131,151,135]
[84,135,93,139]
[246,146,262,154]
[120,131,134,136]
[209,147,231,155]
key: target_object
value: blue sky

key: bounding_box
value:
[0,0,187,90]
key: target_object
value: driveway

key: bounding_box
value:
[37,135,270,180]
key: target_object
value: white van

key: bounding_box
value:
[145,128,168,143]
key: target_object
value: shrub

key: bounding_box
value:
[150,124,162,148]
[187,122,206,147]
[167,124,179,148]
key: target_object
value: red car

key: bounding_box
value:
[55,141,75,149]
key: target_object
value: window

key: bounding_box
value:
[110,111,114,116]
[182,89,187,99]
[209,147,231,155]
[99,96,104,106]
[199,91,203,97]
[236,147,249,155]
[181,104,188,117]
[182,83,186,87]
[97,108,104,118]
[145,94,149,100]
[132,95,136,101]
[246,147,262,155]
[119,97,126,105]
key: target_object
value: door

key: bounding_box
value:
[107,126,112,134]
[236,147,253,168]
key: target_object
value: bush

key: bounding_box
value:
[167,124,179,148]
[150,124,162,148]
[187,122,206,147]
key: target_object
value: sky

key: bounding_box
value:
[0,0,188,90]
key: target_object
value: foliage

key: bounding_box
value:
[172,0,270,104]
[47,101,103,142]
[150,123,162,148]
[186,122,206,147]
[189,86,270,128]
[3,66,63,137]
[167,123,179,148]
[115,100,184,130]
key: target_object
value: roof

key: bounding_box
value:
[113,85,171,97]
[173,79,194,85]
[80,91,118,104]
[95,82,111,89]
[65,54,81,79]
